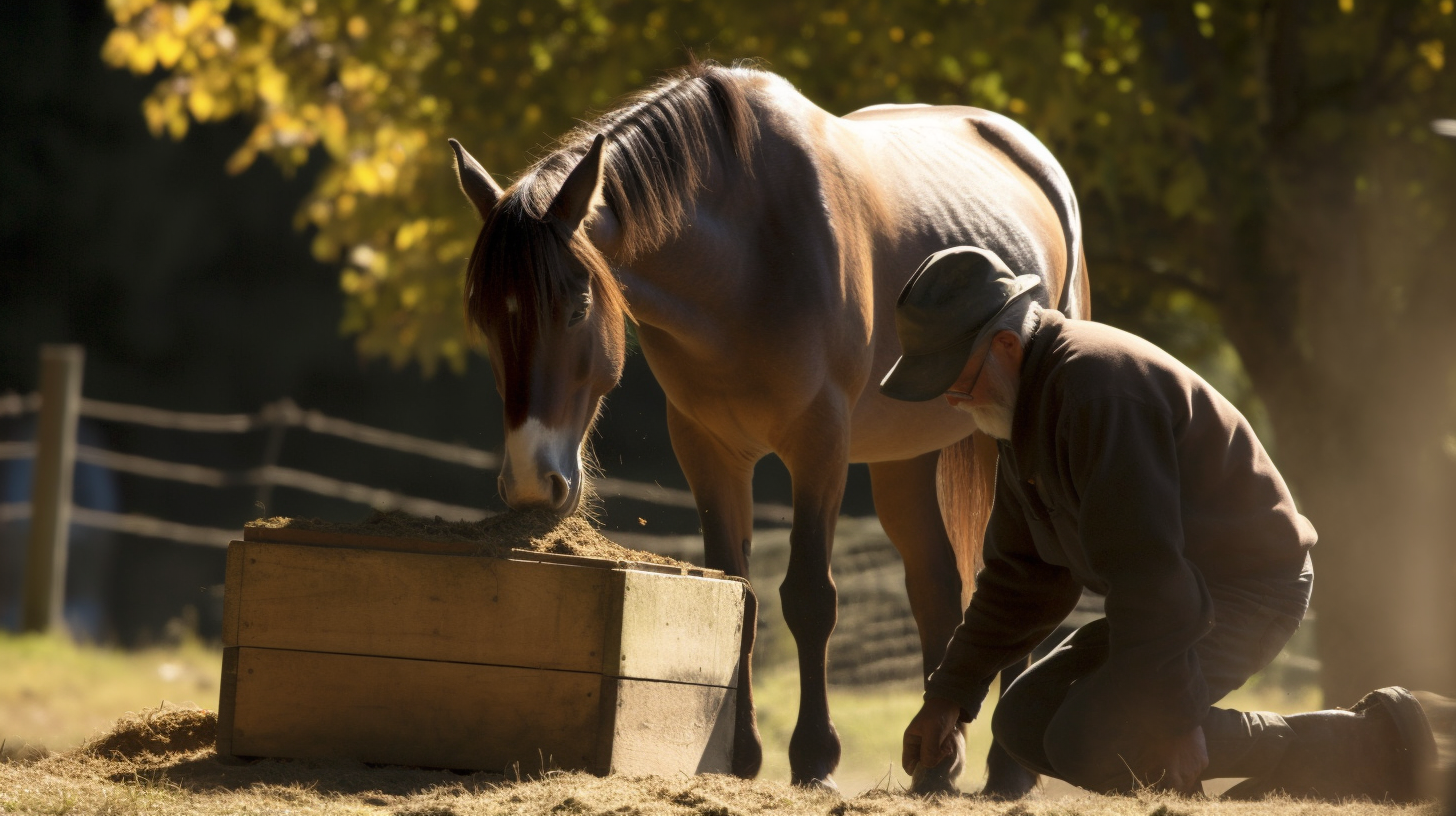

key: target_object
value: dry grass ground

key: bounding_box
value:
[0,707,1440,816]
[0,633,1437,815]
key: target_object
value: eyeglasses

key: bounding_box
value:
[943,348,989,402]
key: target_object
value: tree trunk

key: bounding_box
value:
[1217,145,1456,706]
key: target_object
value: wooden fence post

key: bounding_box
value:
[22,344,85,633]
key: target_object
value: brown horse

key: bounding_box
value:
[449,63,1089,794]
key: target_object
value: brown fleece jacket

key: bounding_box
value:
[925,310,1317,735]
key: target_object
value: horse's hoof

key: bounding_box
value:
[731,713,763,779]
[909,729,965,796]
[731,739,763,779]
[792,775,840,794]
[910,766,958,796]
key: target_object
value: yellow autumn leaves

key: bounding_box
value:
[103,0,481,375]
[101,0,1454,377]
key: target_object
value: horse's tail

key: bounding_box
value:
[935,431,999,606]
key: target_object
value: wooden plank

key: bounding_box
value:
[600,678,735,776]
[227,648,602,773]
[231,541,612,673]
[216,647,239,757]
[607,570,744,687]
[222,542,244,646]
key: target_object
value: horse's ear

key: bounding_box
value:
[449,138,504,220]
[548,133,607,235]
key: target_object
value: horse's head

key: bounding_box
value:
[450,135,628,516]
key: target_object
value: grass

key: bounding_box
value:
[0,633,1434,816]
[0,631,220,760]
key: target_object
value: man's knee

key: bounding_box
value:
[1042,735,1141,793]
[1042,710,1147,794]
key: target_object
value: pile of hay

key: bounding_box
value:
[83,705,216,761]
[248,509,692,568]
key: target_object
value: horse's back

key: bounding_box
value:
[837,100,1083,322]
[840,102,1079,295]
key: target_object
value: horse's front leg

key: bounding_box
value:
[776,401,851,789]
[666,403,764,778]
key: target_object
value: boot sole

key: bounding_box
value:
[1352,686,1438,802]
[1223,686,1438,803]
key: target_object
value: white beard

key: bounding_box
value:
[955,401,1014,441]
[951,350,1020,441]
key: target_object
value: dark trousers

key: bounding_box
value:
[991,555,1313,793]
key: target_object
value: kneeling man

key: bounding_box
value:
[883,246,1435,800]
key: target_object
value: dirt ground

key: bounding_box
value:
[0,706,1440,816]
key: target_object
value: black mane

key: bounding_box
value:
[512,61,761,259]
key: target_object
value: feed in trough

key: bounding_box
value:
[246,509,690,567]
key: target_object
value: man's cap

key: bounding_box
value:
[879,246,1042,402]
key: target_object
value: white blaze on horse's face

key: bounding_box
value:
[485,286,622,515]
[499,417,583,513]
[481,279,619,517]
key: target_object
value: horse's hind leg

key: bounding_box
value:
[870,452,967,792]
[666,404,763,778]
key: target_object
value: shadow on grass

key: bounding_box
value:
[110,752,512,799]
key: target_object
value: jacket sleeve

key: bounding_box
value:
[924,455,1081,721]
[1064,396,1215,736]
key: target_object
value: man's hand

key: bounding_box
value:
[902,696,964,774]
[1141,725,1208,794]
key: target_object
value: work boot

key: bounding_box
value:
[1224,686,1436,802]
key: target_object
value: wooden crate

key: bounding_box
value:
[218,525,744,776]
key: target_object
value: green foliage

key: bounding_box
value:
[103,0,1456,376]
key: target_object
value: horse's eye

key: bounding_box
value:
[567,292,591,327]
